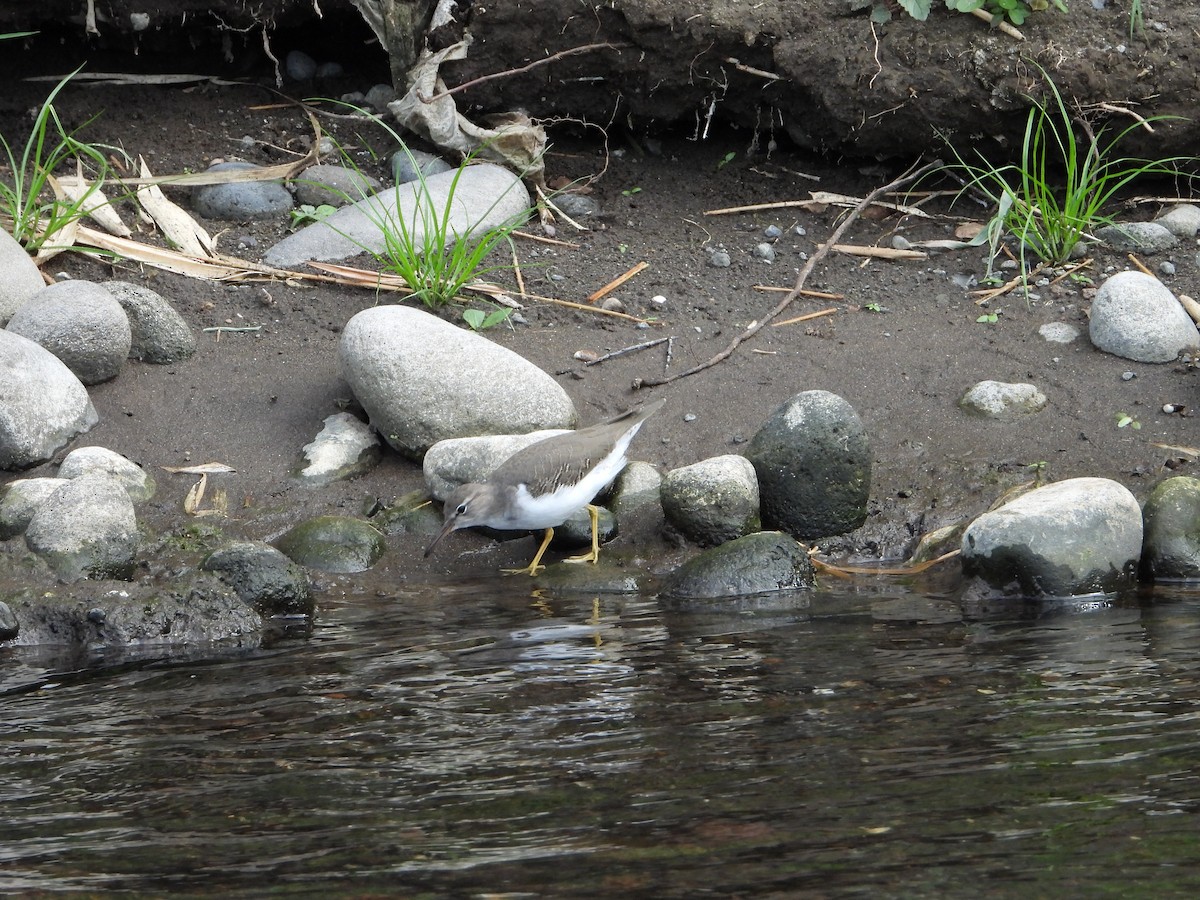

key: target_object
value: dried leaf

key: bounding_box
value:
[183,474,207,515]
[137,157,216,258]
[161,462,237,474]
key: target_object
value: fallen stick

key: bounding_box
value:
[969,262,1048,304]
[582,337,668,366]
[587,261,648,303]
[633,160,941,389]
[832,243,927,260]
[770,307,839,328]
[754,285,845,301]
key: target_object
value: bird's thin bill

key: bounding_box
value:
[424,517,457,558]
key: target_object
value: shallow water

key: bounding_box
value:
[4,579,1200,897]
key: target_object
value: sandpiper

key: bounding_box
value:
[425,398,666,575]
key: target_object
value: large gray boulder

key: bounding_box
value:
[1140,476,1200,581]
[0,330,98,470]
[24,473,139,582]
[961,477,1143,597]
[744,390,872,541]
[6,280,132,384]
[264,162,529,267]
[1089,272,1198,363]
[340,305,576,458]
[0,228,45,324]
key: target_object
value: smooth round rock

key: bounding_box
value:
[193,161,294,220]
[58,446,156,503]
[6,280,131,384]
[961,477,1142,597]
[292,164,381,208]
[340,305,576,458]
[0,330,98,470]
[0,227,46,324]
[1089,271,1198,363]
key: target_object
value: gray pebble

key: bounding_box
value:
[764,224,782,239]
[753,243,775,262]
[709,249,731,268]
[364,83,397,110]
[192,161,294,221]
[315,61,344,80]
[286,50,317,82]
[892,234,912,251]
[1121,371,1136,381]
[552,193,601,219]
[1159,261,1177,277]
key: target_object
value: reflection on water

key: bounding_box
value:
[4,580,1200,896]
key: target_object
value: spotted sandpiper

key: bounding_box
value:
[425,398,666,575]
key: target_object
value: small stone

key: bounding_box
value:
[285,50,317,82]
[650,294,667,306]
[892,234,912,251]
[1122,371,1136,381]
[1159,261,1177,277]
[764,224,782,239]
[753,243,776,262]
[1038,322,1079,344]
[709,249,731,268]
[600,297,625,312]
[315,61,345,80]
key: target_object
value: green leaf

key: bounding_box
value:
[897,0,932,20]
[462,308,485,330]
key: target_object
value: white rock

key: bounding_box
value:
[959,381,1047,420]
[0,330,98,470]
[1038,322,1079,344]
[6,280,132,384]
[961,477,1142,597]
[340,306,576,457]
[0,229,45,325]
[295,412,382,486]
[1089,271,1198,363]
[59,446,156,503]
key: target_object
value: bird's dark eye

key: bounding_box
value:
[456,503,468,515]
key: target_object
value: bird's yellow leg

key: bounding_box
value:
[503,527,554,576]
[563,504,601,566]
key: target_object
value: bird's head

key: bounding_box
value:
[424,483,487,557]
